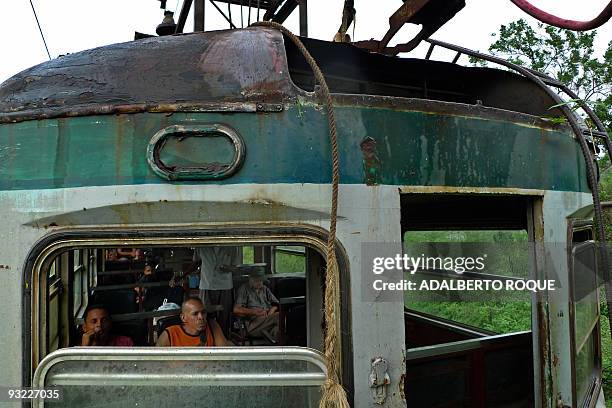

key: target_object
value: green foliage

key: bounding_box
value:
[600,294,612,406]
[242,246,254,263]
[408,301,531,334]
[470,19,612,134]
[241,246,305,273]
[403,230,532,332]
[473,19,612,401]
[275,249,305,273]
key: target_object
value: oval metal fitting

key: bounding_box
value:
[147,124,246,181]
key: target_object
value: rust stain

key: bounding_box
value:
[399,185,545,195]
[399,373,406,401]
[360,136,381,186]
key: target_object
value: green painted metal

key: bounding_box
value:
[0,104,588,192]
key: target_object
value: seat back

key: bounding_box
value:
[274,277,306,298]
[91,289,138,315]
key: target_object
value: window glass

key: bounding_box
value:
[38,349,325,408]
[48,259,57,278]
[575,332,597,405]
[49,292,60,352]
[571,241,600,405]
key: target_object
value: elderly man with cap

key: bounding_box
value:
[233,266,280,343]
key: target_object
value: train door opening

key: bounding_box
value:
[26,227,351,407]
[400,193,537,407]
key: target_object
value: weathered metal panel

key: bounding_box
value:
[0,104,588,192]
[0,28,293,122]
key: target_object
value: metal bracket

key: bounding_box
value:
[369,356,391,405]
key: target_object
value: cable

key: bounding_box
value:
[509,0,612,30]
[29,0,51,60]
[228,2,233,29]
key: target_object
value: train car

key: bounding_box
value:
[0,9,608,408]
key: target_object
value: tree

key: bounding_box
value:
[478,21,612,403]
[473,19,612,195]
[472,19,611,133]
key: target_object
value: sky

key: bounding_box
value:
[0,0,610,83]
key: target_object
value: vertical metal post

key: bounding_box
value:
[175,0,194,33]
[299,0,308,37]
[254,246,273,274]
[195,0,205,31]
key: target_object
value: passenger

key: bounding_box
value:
[134,263,157,304]
[79,305,134,346]
[105,249,119,261]
[186,246,241,335]
[233,267,280,343]
[156,297,231,347]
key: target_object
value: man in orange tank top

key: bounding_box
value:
[156,297,231,347]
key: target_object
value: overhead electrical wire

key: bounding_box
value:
[29,0,51,60]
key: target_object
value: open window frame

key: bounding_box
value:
[22,224,353,405]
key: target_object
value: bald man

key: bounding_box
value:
[156,297,231,347]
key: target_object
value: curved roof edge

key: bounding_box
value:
[0,27,294,122]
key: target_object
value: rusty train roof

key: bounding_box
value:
[0,26,562,123]
[0,28,294,122]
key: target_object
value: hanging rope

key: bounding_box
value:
[250,21,349,408]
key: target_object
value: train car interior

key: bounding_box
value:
[42,244,320,354]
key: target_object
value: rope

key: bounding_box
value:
[251,21,349,408]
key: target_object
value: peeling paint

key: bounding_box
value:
[360,136,381,186]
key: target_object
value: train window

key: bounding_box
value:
[569,223,602,407]
[30,236,334,408]
[32,240,327,362]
